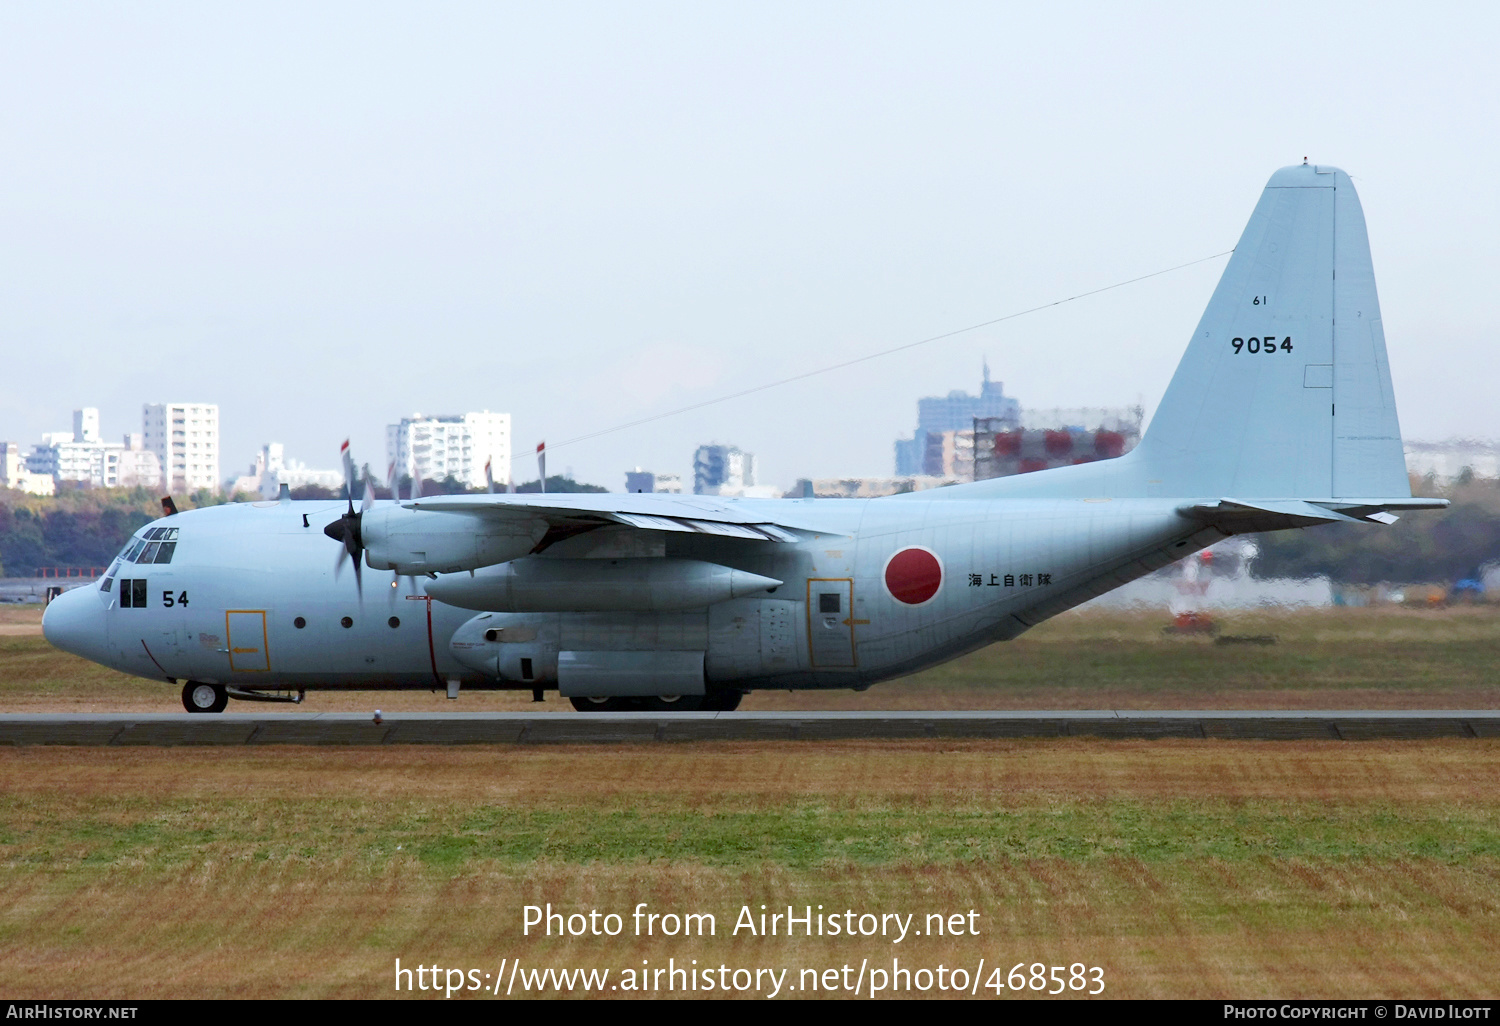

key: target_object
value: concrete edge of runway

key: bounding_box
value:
[1,710,1498,745]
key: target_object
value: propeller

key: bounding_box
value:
[361,462,377,512]
[323,440,366,597]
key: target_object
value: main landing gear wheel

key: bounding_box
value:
[567,693,743,712]
[569,696,633,712]
[639,694,705,712]
[182,681,228,713]
[701,690,744,712]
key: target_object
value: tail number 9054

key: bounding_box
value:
[1231,336,1292,355]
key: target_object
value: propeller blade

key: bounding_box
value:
[322,454,366,601]
[340,439,355,504]
[331,540,363,599]
[361,463,377,513]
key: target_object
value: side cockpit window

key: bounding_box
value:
[104,527,179,592]
[122,527,178,565]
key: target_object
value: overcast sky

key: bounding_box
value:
[2,2,1495,491]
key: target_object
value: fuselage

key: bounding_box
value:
[42,495,1222,696]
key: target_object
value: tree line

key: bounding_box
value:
[1252,477,1500,585]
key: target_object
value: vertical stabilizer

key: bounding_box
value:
[1134,164,1408,499]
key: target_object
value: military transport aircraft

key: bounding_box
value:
[43,164,1445,712]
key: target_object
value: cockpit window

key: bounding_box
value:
[119,527,179,565]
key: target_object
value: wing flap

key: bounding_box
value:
[402,492,819,542]
[612,512,698,533]
[679,519,777,541]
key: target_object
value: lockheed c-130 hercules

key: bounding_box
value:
[44,164,1445,712]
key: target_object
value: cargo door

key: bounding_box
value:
[807,579,856,668]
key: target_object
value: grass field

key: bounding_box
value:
[3,602,1499,711]
[2,603,1497,999]
[1,741,1497,998]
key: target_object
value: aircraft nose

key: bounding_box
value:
[42,584,110,663]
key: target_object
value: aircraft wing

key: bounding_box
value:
[399,492,819,545]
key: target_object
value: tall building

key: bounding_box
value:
[23,409,161,490]
[72,408,100,444]
[624,468,684,494]
[115,436,163,489]
[693,444,756,496]
[386,411,511,490]
[894,363,1021,475]
[227,443,341,498]
[143,403,220,494]
[0,442,55,495]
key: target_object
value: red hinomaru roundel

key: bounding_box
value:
[883,546,943,605]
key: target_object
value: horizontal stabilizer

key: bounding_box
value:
[1184,496,1449,532]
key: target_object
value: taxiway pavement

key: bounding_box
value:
[1,710,1497,745]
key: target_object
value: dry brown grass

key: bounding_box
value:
[4,740,1498,803]
[0,605,44,628]
[2,742,1498,999]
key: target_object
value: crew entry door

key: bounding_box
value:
[807,579,857,668]
[225,610,271,673]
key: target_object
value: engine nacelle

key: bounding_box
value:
[360,506,546,575]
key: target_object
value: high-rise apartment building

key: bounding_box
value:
[1,441,55,495]
[894,363,1021,475]
[143,403,220,493]
[73,408,100,444]
[692,444,756,496]
[386,411,511,490]
[24,409,161,490]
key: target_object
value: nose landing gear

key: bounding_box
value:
[182,681,228,713]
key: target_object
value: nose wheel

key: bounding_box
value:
[182,681,228,713]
